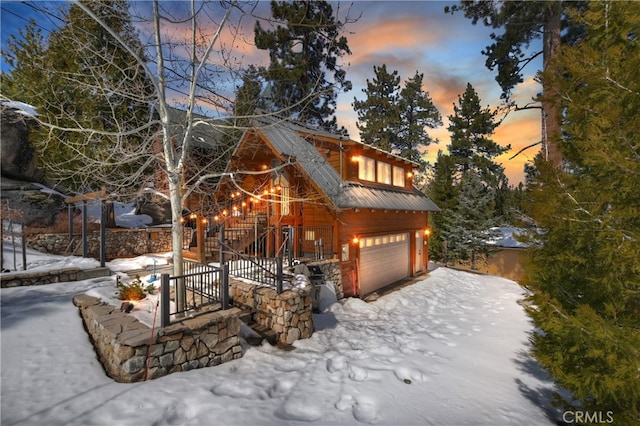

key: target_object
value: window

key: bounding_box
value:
[393,166,405,187]
[358,157,375,181]
[377,162,391,184]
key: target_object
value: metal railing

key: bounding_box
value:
[201,224,333,261]
[160,259,228,327]
[226,253,288,294]
[288,225,333,260]
[217,225,289,294]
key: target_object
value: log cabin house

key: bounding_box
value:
[185,115,440,298]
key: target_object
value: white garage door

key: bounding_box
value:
[359,233,410,296]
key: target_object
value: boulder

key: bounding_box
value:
[0,176,65,226]
[1,104,43,182]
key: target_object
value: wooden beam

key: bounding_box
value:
[65,189,108,204]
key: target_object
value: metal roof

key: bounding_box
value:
[253,116,344,201]
[334,183,441,212]
[251,115,440,212]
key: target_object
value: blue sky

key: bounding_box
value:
[1,1,543,185]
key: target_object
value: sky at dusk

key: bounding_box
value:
[1,1,543,185]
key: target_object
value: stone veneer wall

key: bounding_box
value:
[73,294,242,383]
[230,282,313,345]
[1,267,110,288]
[26,227,186,260]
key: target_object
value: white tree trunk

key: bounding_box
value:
[168,170,185,312]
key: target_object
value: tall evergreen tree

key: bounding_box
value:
[1,0,153,191]
[523,1,640,421]
[427,151,458,261]
[428,83,508,263]
[445,1,573,168]
[397,71,442,165]
[233,65,265,122]
[353,67,441,164]
[352,64,401,152]
[441,171,499,268]
[447,83,509,187]
[254,0,352,132]
[1,20,48,103]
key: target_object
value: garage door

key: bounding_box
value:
[359,233,410,296]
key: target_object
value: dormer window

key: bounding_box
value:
[358,157,376,181]
[355,155,409,188]
[377,162,391,185]
[393,165,405,187]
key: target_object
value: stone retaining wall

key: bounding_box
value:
[230,282,313,345]
[26,227,184,260]
[1,267,110,288]
[73,294,242,383]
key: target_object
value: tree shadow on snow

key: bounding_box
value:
[0,287,83,330]
[513,348,567,425]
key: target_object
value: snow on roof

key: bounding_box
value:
[1,98,38,118]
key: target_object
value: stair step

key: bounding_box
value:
[250,323,278,346]
[238,309,253,324]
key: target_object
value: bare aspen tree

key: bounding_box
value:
[2,0,353,312]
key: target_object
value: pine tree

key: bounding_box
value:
[1,0,153,191]
[353,66,442,165]
[445,1,574,168]
[254,0,352,132]
[523,1,640,421]
[427,151,459,261]
[397,71,442,165]
[232,66,265,122]
[447,82,509,188]
[441,171,499,269]
[428,83,508,262]
[1,20,48,102]
[352,64,401,152]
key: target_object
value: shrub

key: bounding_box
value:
[116,275,148,301]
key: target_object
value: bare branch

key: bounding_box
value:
[509,141,542,160]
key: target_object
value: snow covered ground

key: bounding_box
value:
[1,248,563,425]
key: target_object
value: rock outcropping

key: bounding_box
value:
[1,100,43,182]
[1,100,65,226]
